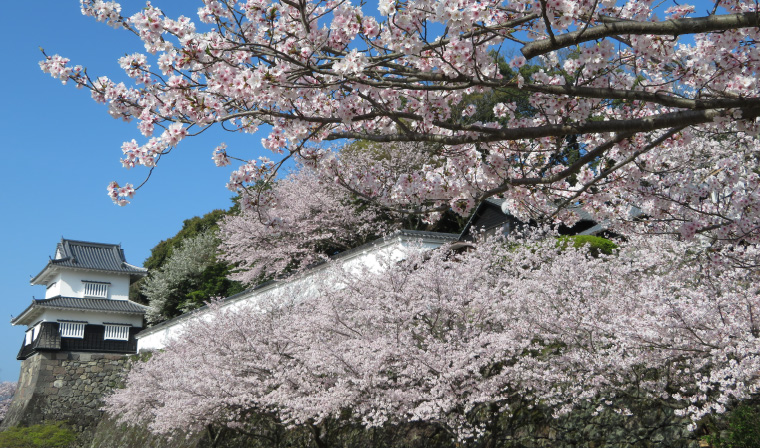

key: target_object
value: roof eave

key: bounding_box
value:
[41,306,146,315]
[30,263,57,286]
[11,303,43,326]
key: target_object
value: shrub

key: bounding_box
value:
[557,235,617,257]
[706,402,760,448]
[0,422,77,448]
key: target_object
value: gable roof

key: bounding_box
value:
[11,296,148,326]
[31,239,147,285]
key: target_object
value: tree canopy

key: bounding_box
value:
[42,0,760,246]
[106,235,760,440]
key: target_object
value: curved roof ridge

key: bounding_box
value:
[31,239,147,285]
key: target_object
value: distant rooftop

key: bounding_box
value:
[30,238,147,285]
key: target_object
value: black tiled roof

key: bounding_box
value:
[36,296,147,313]
[485,198,506,207]
[11,296,148,325]
[50,239,147,274]
[460,199,514,240]
[31,239,147,284]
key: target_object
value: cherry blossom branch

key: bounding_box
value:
[522,12,760,58]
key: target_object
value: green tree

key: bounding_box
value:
[142,230,244,324]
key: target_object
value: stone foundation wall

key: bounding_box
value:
[0,351,131,432]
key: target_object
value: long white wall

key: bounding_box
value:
[137,232,456,352]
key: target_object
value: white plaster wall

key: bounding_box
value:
[137,235,454,352]
[56,271,131,300]
[136,320,191,351]
[44,274,63,299]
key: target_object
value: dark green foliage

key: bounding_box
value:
[723,404,760,448]
[143,231,246,322]
[173,261,246,316]
[136,205,245,321]
[143,209,230,271]
[557,235,617,257]
[705,401,760,448]
[456,52,539,124]
[0,422,77,448]
[131,209,233,305]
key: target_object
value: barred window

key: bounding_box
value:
[83,281,109,298]
[104,325,130,341]
[60,322,85,338]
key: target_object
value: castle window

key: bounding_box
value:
[83,281,109,298]
[104,324,130,341]
[59,322,85,339]
[25,322,43,345]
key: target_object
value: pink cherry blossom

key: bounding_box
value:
[106,234,760,439]
[38,0,759,246]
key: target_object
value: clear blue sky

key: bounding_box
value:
[0,2,266,382]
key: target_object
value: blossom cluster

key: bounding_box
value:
[219,161,395,283]
[105,235,760,437]
[40,0,760,246]
[0,382,17,423]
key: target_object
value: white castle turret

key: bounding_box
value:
[12,239,148,360]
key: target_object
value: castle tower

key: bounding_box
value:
[11,239,148,360]
[1,239,148,430]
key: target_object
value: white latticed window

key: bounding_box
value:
[60,322,85,338]
[25,329,34,346]
[104,325,130,341]
[83,281,109,298]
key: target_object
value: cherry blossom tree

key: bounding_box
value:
[0,382,17,423]
[40,0,760,244]
[105,235,760,440]
[219,160,396,283]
